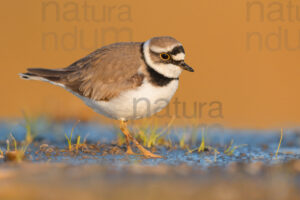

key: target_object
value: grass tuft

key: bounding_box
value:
[65,133,73,151]
[135,116,175,148]
[4,133,29,162]
[224,139,247,156]
[65,121,79,151]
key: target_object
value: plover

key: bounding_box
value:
[20,36,194,158]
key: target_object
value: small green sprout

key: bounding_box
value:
[186,146,197,154]
[22,112,38,144]
[198,127,207,153]
[116,131,126,146]
[65,132,73,151]
[10,134,17,151]
[179,125,195,150]
[6,139,10,152]
[224,139,247,156]
[75,136,81,151]
[179,134,186,149]
[0,148,4,159]
[25,118,33,144]
[65,121,80,151]
[136,116,175,148]
[185,127,220,155]
[275,128,283,159]
[146,128,161,148]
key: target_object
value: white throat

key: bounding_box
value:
[143,40,182,78]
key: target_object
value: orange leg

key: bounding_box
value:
[120,121,135,155]
[120,120,162,158]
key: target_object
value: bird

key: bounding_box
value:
[19,36,194,158]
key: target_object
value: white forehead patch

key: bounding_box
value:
[150,43,182,53]
[171,53,185,61]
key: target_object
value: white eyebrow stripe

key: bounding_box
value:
[150,43,182,53]
[171,53,185,61]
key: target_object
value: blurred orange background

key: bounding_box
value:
[0,0,299,128]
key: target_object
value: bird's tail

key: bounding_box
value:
[19,68,70,86]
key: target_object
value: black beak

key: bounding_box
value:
[179,62,194,72]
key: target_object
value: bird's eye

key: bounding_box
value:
[160,53,170,60]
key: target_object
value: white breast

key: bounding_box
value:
[80,80,179,120]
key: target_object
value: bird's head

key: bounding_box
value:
[143,36,194,78]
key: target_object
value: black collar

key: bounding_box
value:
[140,43,179,87]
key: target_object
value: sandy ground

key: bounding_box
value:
[0,160,300,200]
[0,122,299,200]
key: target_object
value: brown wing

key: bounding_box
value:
[63,42,145,101]
[23,42,145,101]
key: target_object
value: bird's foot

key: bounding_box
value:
[125,146,136,155]
[133,142,162,158]
[120,120,162,158]
[140,150,162,158]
